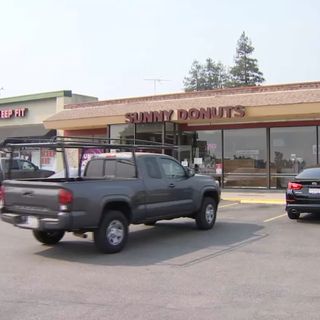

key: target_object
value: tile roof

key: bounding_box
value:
[45,82,320,122]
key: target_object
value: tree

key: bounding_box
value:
[183,60,206,92]
[229,32,265,86]
[183,59,229,92]
[204,58,229,89]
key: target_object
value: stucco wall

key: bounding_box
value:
[0,98,57,127]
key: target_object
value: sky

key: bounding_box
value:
[0,0,320,100]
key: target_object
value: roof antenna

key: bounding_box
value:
[144,78,170,95]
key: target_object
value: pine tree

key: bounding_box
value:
[183,60,206,92]
[204,58,229,89]
[229,32,264,86]
[184,59,229,92]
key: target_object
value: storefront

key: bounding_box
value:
[0,90,97,170]
[44,81,320,189]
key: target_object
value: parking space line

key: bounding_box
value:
[264,213,287,222]
[220,203,239,209]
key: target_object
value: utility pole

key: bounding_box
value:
[144,78,170,95]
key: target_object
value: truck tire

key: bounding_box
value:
[94,210,128,253]
[195,197,217,230]
[287,209,300,220]
[32,230,65,245]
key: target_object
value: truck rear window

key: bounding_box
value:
[85,159,136,178]
[85,159,104,177]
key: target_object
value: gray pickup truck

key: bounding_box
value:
[0,140,220,253]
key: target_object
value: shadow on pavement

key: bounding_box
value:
[297,212,320,224]
[35,220,265,266]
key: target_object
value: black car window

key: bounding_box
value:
[20,160,35,171]
[295,168,320,179]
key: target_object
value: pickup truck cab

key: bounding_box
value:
[0,151,220,253]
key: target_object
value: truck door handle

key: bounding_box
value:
[169,183,175,188]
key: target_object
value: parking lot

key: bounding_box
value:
[1,200,320,320]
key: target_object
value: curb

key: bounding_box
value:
[222,197,285,205]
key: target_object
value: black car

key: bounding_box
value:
[0,158,54,183]
[286,167,320,219]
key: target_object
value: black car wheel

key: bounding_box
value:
[195,197,217,230]
[32,230,65,245]
[287,209,300,220]
[94,210,128,253]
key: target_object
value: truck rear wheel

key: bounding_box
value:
[94,210,128,253]
[32,230,65,245]
[195,197,217,230]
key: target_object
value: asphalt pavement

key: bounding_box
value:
[221,189,286,205]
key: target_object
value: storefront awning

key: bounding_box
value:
[0,124,56,139]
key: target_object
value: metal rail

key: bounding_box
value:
[0,136,178,179]
[0,136,178,150]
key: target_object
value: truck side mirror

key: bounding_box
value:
[185,167,195,177]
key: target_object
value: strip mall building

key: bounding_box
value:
[0,90,97,169]
[42,81,320,189]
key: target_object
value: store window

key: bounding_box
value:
[178,130,222,176]
[135,123,162,144]
[135,123,163,153]
[270,126,316,189]
[193,131,222,177]
[164,122,175,144]
[164,122,177,156]
[109,124,134,144]
[179,131,194,167]
[224,128,267,188]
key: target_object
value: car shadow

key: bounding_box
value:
[35,220,266,266]
[297,212,320,224]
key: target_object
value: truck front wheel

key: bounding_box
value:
[94,210,128,253]
[32,230,65,245]
[195,197,217,230]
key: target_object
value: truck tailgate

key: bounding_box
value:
[2,180,65,217]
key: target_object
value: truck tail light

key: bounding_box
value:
[0,186,4,208]
[0,185,5,201]
[288,182,303,190]
[58,189,73,205]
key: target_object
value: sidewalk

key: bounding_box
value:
[221,189,286,205]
